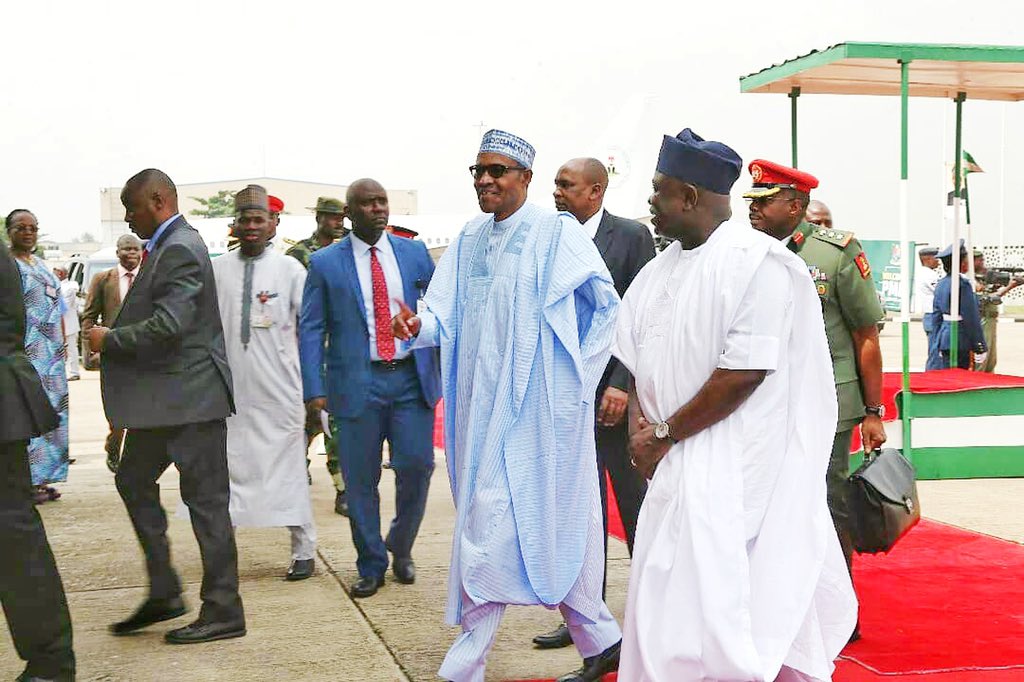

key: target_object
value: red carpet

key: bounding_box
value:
[841,519,1024,677]
[849,370,1024,452]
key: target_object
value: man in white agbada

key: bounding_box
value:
[613,129,857,682]
[213,184,317,581]
[391,129,623,682]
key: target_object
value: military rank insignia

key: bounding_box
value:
[807,265,829,297]
[854,252,872,279]
[792,231,806,247]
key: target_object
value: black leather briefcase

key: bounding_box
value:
[848,448,921,554]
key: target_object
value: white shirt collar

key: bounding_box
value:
[351,231,393,258]
[117,263,140,278]
[580,207,605,240]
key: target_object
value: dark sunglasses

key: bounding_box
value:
[469,164,528,180]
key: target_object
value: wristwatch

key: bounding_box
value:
[654,421,677,442]
[864,405,885,418]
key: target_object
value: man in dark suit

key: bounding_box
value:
[1,238,76,681]
[82,232,143,472]
[300,178,441,599]
[87,169,244,645]
[534,157,656,649]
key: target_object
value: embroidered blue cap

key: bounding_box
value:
[479,129,536,169]
[656,128,742,195]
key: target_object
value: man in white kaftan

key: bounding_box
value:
[392,130,623,682]
[214,185,317,580]
[613,130,857,682]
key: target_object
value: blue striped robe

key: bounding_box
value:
[413,203,619,625]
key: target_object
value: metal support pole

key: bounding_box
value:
[999,103,1007,264]
[899,60,913,460]
[949,92,966,368]
[789,87,801,168]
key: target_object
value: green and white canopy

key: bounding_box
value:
[739,43,1024,476]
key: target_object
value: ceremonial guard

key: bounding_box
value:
[745,160,886,640]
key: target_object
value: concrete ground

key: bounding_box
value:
[2,321,1022,681]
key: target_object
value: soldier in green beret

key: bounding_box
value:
[745,160,886,641]
[286,196,349,515]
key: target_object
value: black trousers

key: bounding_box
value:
[115,419,244,624]
[596,419,647,595]
[827,429,855,573]
[0,440,75,681]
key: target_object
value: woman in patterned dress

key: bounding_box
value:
[6,210,70,503]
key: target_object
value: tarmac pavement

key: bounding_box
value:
[2,319,1022,680]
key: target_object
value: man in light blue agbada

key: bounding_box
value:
[392,129,623,682]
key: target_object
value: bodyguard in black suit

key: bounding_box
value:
[1,237,76,681]
[88,169,244,645]
[535,157,656,649]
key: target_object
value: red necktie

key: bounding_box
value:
[125,272,134,290]
[370,247,395,361]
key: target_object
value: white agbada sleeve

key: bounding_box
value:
[718,257,791,373]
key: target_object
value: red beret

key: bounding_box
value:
[268,195,284,213]
[743,159,819,198]
[388,225,419,239]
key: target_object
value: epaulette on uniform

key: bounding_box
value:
[811,227,854,249]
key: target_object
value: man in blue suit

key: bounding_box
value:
[300,178,441,598]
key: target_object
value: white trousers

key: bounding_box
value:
[438,592,621,682]
[288,523,317,560]
[65,333,79,378]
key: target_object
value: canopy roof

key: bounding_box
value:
[740,42,1024,101]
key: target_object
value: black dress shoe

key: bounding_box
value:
[392,557,416,584]
[286,558,315,581]
[555,639,621,682]
[165,618,246,644]
[533,622,573,649]
[350,575,385,598]
[334,490,349,516]
[110,597,187,635]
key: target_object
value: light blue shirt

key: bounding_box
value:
[145,213,182,253]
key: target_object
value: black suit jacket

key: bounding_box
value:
[593,210,656,393]
[0,240,59,442]
[100,216,234,429]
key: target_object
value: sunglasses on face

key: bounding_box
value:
[469,164,528,180]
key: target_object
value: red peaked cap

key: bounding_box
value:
[743,159,819,198]
[389,225,419,239]
[268,195,284,213]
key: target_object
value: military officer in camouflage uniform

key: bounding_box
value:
[287,196,349,515]
[745,160,886,638]
[973,249,1019,373]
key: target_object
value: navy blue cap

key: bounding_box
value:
[937,239,966,259]
[656,128,742,195]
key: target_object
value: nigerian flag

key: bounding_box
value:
[962,150,984,176]
[948,150,984,208]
